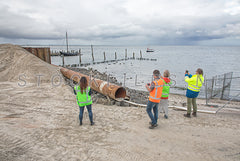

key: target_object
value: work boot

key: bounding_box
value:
[91,122,95,126]
[184,113,191,118]
[192,112,197,117]
[164,115,168,119]
[149,123,158,129]
[80,121,82,126]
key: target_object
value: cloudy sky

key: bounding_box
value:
[0,0,240,46]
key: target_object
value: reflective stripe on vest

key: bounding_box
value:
[187,75,203,92]
[149,80,163,102]
[163,84,170,86]
[74,86,92,105]
[187,85,200,92]
[162,93,169,96]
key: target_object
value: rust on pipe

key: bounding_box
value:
[60,68,126,99]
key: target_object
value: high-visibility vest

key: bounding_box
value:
[149,79,164,103]
[185,74,204,92]
[161,79,172,98]
[74,86,92,106]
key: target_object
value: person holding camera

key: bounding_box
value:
[184,68,204,118]
[145,70,164,129]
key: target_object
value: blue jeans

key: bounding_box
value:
[146,100,159,125]
[79,104,93,123]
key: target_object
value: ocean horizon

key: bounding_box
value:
[49,45,240,98]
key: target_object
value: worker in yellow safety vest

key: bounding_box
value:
[145,70,164,129]
[184,68,204,118]
[74,76,94,126]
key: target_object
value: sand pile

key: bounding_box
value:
[0,44,60,84]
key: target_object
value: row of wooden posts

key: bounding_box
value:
[61,48,147,67]
[67,57,158,68]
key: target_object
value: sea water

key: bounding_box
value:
[51,45,240,97]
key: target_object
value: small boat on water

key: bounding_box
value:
[146,48,154,52]
[60,32,78,56]
[60,51,78,56]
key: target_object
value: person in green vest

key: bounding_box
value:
[184,68,204,118]
[159,70,172,119]
[74,76,94,125]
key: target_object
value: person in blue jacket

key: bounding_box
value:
[184,68,204,118]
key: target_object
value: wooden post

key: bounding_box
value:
[62,54,65,67]
[103,52,106,61]
[79,49,81,65]
[115,52,117,60]
[91,45,94,62]
[221,74,226,100]
[133,52,135,59]
[135,74,137,86]
[66,32,69,53]
[123,73,126,87]
[125,49,127,60]
[46,48,51,64]
[205,77,208,105]
[140,50,142,59]
[211,77,214,99]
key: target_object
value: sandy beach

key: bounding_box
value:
[0,44,240,161]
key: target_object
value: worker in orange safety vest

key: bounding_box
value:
[145,70,164,129]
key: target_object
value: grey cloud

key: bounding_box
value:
[0,0,240,45]
[0,4,63,40]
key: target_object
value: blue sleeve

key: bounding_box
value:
[88,89,92,96]
[73,87,76,95]
[185,74,192,78]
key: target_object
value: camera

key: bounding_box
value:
[186,70,188,73]
[147,83,150,86]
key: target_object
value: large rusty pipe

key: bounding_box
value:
[60,68,126,99]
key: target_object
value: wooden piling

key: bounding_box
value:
[79,49,81,65]
[135,75,137,86]
[140,50,142,59]
[45,48,51,64]
[104,52,106,61]
[115,52,117,60]
[123,73,126,87]
[91,45,94,62]
[133,52,135,59]
[62,54,65,67]
[125,49,127,60]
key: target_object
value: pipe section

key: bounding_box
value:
[60,68,126,99]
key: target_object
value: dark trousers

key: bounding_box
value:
[146,100,159,125]
[79,104,93,123]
